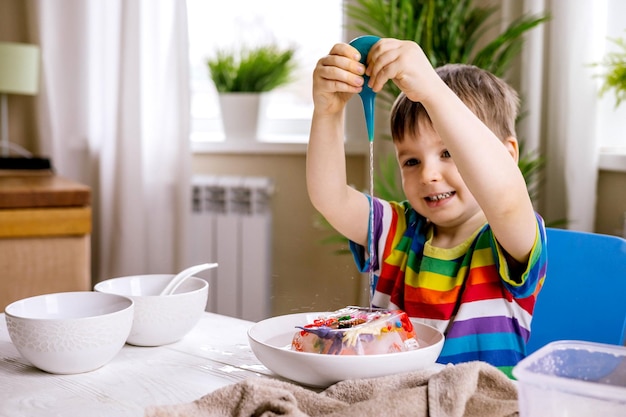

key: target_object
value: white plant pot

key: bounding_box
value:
[218,93,266,141]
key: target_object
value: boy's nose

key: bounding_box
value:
[419,161,443,184]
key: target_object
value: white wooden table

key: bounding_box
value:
[0,312,274,416]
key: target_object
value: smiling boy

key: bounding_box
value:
[306,38,547,375]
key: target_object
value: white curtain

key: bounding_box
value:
[517,0,610,231]
[30,0,191,281]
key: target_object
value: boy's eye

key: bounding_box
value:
[404,158,419,167]
[442,150,451,158]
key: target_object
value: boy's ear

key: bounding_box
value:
[503,136,519,163]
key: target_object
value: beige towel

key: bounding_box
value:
[145,361,518,417]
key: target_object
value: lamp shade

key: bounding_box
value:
[0,42,40,95]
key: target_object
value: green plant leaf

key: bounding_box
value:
[471,14,550,76]
[593,33,626,108]
[207,45,296,93]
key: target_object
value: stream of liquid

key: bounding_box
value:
[368,140,375,311]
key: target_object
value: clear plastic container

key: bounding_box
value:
[513,340,626,417]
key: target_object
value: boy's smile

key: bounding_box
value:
[424,191,456,206]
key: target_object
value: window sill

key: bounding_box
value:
[192,142,624,171]
[191,136,370,156]
[599,148,626,173]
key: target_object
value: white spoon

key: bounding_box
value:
[159,262,218,296]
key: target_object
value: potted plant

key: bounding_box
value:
[207,45,296,140]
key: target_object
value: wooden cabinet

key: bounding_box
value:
[0,173,91,310]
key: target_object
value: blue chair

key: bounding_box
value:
[526,228,626,355]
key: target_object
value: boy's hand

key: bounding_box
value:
[365,39,442,104]
[312,43,367,115]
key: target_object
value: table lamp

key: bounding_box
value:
[0,41,50,170]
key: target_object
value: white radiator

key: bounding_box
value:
[187,175,273,322]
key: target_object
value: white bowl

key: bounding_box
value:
[94,274,208,347]
[4,291,134,374]
[248,312,445,387]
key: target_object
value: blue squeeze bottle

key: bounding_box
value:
[349,35,380,142]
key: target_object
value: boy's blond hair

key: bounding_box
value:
[390,63,519,143]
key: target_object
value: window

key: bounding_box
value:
[596,0,626,151]
[186,1,344,143]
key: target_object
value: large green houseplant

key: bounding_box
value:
[347,0,548,109]
[318,0,549,254]
[207,45,296,140]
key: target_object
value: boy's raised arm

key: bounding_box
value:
[306,44,371,247]
[420,85,537,264]
[366,39,537,263]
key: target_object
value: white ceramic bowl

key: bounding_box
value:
[248,312,445,387]
[94,274,208,347]
[4,291,134,374]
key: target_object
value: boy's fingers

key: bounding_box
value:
[318,57,365,86]
[330,42,362,62]
[367,59,393,92]
[322,55,365,76]
[320,72,363,93]
[314,62,363,94]
[323,43,366,76]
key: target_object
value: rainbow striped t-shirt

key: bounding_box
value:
[350,198,547,375]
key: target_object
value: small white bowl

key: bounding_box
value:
[4,291,134,374]
[94,274,208,347]
[248,312,445,387]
